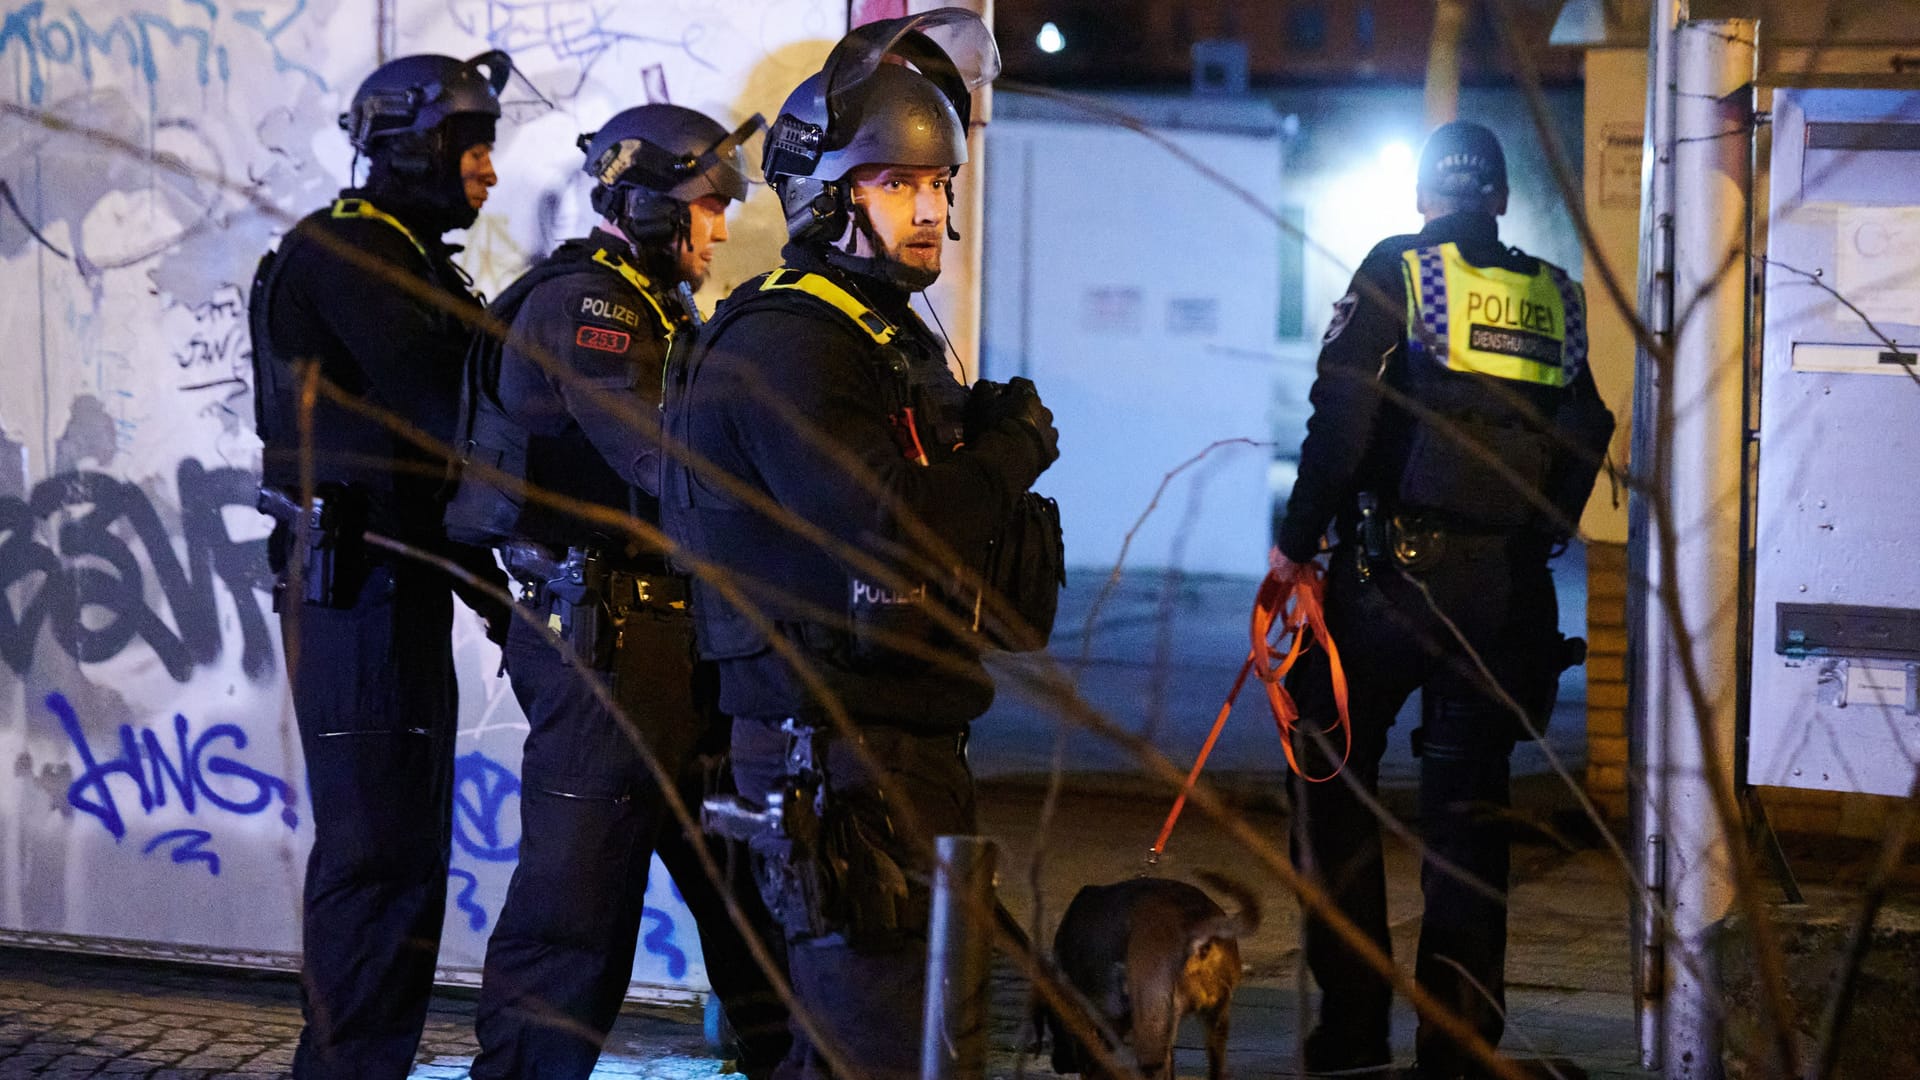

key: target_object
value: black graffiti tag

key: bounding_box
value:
[0,460,274,681]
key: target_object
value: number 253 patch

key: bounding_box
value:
[575,325,631,353]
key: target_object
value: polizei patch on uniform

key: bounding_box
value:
[579,296,640,327]
[1463,291,1557,335]
[850,579,927,606]
[1323,292,1358,344]
[1468,324,1561,366]
[575,325,631,353]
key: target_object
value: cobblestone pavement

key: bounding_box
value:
[0,778,1655,1079]
[0,946,720,1079]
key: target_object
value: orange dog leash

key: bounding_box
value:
[1147,564,1351,862]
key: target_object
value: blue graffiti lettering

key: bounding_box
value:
[448,867,488,932]
[452,751,521,862]
[0,0,322,107]
[51,691,299,842]
[142,828,220,875]
[640,906,686,979]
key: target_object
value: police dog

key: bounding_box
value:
[1040,872,1260,1080]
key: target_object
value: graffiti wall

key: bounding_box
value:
[0,0,844,1000]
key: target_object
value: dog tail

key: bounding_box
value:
[1194,870,1262,940]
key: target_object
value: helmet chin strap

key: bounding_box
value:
[824,199,937,291]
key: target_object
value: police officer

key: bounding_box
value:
[248,51,514,1079]
[448,104,792,1078]
[661,12,1057,1077]
[1271,122,1614,1079]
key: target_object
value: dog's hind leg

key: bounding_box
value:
[1203,1004,1231,1080]
[1126,953,1180,1079]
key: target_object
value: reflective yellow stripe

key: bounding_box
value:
[330,198,427,259]
[759,268,898,345]
[591,248,675,339]
[1402,243,1570,388]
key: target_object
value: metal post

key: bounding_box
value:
[1641,15,1756,1080]
[920,835,998,1080]
[1629,4,1680,1063]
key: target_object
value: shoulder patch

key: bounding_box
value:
[579,294,641,328]
[1323,292,1359,344]
[575,325,631,353]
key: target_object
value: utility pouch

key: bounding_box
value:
[606,588,703,779]
[974,492,1066,651]
[1397,414,1552,529]
[257,486,368,611]
[823,790,918,943]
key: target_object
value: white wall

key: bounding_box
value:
[0,0,843,1001]
[982,95,1283,576]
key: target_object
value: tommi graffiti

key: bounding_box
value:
[0,0,326,107]
[0,459,275,681]
[49,690,298,854]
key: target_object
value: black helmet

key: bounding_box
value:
[339,50,512,231]
[339,50,511,155]
[577,104,761,248]
[1418,120,1508,198]
[764,8,998,244]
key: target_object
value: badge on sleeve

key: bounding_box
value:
[1323,292,1359,345]
[575,325,631,353]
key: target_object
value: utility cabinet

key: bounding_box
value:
[1749,89,1920,796]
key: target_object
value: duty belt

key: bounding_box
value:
[501,540,687,614]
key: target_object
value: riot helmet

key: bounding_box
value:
[764,8,998,249]
[339,50,512,230]
[577,105,761,252]
[1418,121,1508,200]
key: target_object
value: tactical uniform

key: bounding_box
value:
[663,18,1054,1075]
[1277,125,1613,1080]
[667,243,1045,1079]
[463,230,790,1076]
[250,51,512,1080]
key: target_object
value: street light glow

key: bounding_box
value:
[1037,21,1066,54]
[1379,139,1414,172]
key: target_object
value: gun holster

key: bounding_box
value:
[257,486,368,611]
[700,721,842,940]
[543,547,616,671]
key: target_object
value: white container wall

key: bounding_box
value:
[0,0,845,1001]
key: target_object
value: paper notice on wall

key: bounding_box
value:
[1600,125,1644,210]
[1081,287,1144,334]
[1835,207,1920,327]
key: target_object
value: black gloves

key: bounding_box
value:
[967,376,1060,472]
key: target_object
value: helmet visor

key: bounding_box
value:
[822,9,1000,123]
[585,113,764,202]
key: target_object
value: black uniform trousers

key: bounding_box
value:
[1285,536,1557,1075]
[473,608,791,1079]
[730,715,975,1080]
[287,561,457,1080]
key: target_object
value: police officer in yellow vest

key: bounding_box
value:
[1270,122,1614,1079]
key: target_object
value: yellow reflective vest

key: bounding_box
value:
[1401,242,1587,387]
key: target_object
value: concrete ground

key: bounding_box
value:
[0,554,1666,1078]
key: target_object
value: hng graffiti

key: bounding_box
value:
[50,691,299,847]
[0,460,275,681]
